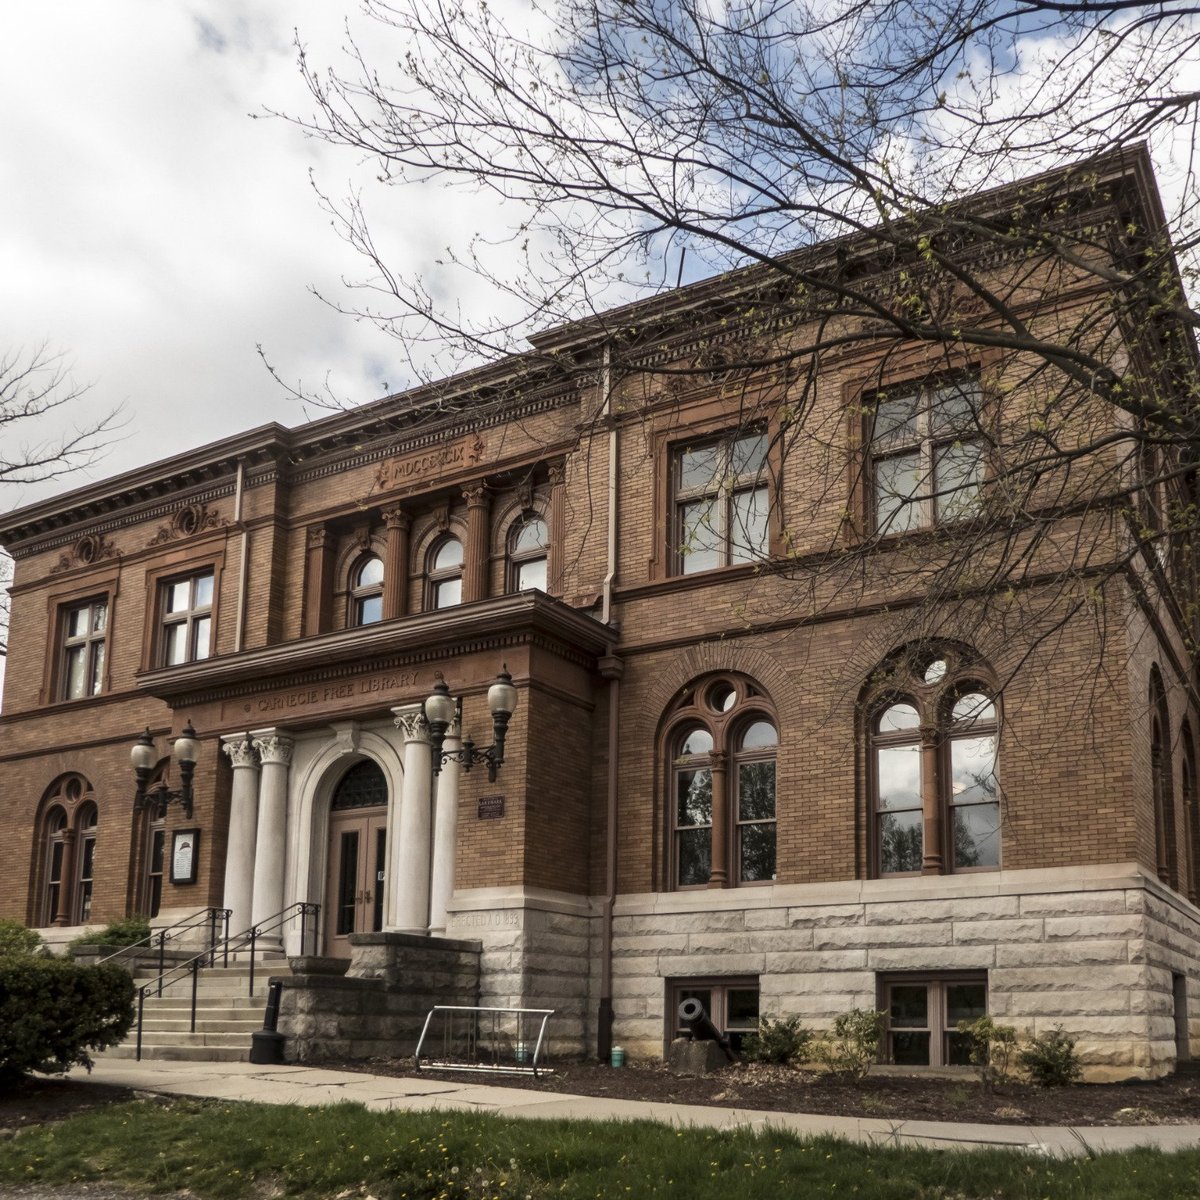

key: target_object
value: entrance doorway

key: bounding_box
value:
[323,760,389,958]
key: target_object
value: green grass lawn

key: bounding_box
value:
[2,1098,1199,1199]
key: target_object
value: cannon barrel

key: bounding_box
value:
[677,997,736,1061]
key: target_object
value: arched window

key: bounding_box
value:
[427,537,464,609]
[1182,723,1198,902]
[350,554,385,626]
[508,514,549,592]
[1150,668,1178,888]
[36,775,99,926]
[867,647,999,877]
[665,676,776,889]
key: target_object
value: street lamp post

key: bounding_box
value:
[425,667,519,783]
[131,721,200,819]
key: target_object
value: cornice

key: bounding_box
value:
[134,591,612,705]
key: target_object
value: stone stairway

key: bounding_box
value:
[103,960,292,1063]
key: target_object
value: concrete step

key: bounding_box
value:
[129,1031,255,1048]
[137,1001,268,1018]
[138,1018,264,1034]
[135,982,281,1000]
[101,1044,250,1063]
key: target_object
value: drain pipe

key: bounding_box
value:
[598,340,622,1060]
[233,458,249,653]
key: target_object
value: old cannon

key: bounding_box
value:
[676,996,737,1064]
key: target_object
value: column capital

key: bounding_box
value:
[463,481,490,508]
[393,705,430,744]
[547,461,566,487]
[306,524,331,551]
[382,505,411,531]
[220,734,259,770]
[251,730,295,767]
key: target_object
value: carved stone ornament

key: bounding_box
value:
[394,710,430,743]
[306,525,330,551]
[49,533,118,575]
[221,736,259,769]
[252,733,295,766]
[148,502,225,547]
[382,506,411,531]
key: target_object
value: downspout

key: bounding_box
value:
[233,458,248,653]
[598,339,621,1060]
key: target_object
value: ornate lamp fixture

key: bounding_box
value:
[425,667,519,783]
[131,721,199,819]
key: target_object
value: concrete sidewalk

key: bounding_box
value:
[73,1058,1200,1157]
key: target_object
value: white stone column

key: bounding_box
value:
[220,735,260,937]
[249,729,294,942]
[429,718,462,936]
[392,706,433,935]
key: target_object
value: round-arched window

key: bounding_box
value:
[509,514,550,592]
[428,538,464,609]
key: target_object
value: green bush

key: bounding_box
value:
[68,916,152,954]
[955,1015,1018,1088]
[740,1014,812,1065]
[0,956,134,1081]
[0,918,44,958]
[812,1008,885,1082]
[1019,1026,1082,1087]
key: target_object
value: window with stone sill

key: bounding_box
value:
[159,569,214,666]
[673,427,769,575]
[867,647,1000,877]
[507,512,550,592]
[880,973,987,1068]
[59,596,108,700]
[666,675,777,890]
[667,977,760,1055]
[867,376,988,535]
[349,553,385,626]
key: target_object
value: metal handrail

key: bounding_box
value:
[99,906,231,974]
[133,901,319,1061]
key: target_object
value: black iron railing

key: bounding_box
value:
[99,906,231,980]
[132,901,319,1061]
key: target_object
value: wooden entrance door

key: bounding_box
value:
[324,806,387,958]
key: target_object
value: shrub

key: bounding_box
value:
[811,1008,885,1082]
[0,918,44,958]
[0,956,134,1081]
[740,1014,811,1065]
[955,1015,1018,1088]
[1019,1026,1082,1087]
[68,916,152,954]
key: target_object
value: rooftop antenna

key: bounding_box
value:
[676,247,687,289]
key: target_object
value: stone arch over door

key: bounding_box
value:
[289,727,404,954]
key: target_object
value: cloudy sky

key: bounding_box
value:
[1,2,462,513]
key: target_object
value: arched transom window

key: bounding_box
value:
[350,554,385,626]
[427,537,464,610]
[868,647,1000,877]
[666,675,778,889]
[37,775,100,927]
[508,513,549,592]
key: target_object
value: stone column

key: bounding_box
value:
[547,462,566,594]
[52,829,77,926]
[220,735,261,936]
[428,717,462,936]
[303,525,336,636]
[382,506,411,621]
[708,750,729,888]
[462,482,491,603]
[249,730,294,941]
[920,726,943,875]
[393,706,433,935]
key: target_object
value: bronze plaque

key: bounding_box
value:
[477,794,505,820]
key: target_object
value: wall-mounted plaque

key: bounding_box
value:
[477,794,505,820]
[170,829,200,885]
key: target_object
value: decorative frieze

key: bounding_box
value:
[49,532,118,574]
[148,502,225,546]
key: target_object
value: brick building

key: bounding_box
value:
[2,147,1198,1078]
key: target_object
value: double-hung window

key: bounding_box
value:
[870,377,986,534]
[161,570,214,665]
[674,429,769,574]
[61,598,107,700]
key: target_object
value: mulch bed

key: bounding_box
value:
[0,1077,141,1131]
[322,1056,1200,1127]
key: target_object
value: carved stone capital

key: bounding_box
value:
[306,525,331,551]
[252,733,295,767]
[221,735,259,770]
[394,709,430,744]
[463,481,490,508]
[547,462,566,488]
[382,506,411,531]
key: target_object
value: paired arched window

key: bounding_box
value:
[349,554,385,626]
[867,647,999,876]
[666,676,777,889]
[37,775,99,927]
[508,513,549,592]
[427,537,464,609]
